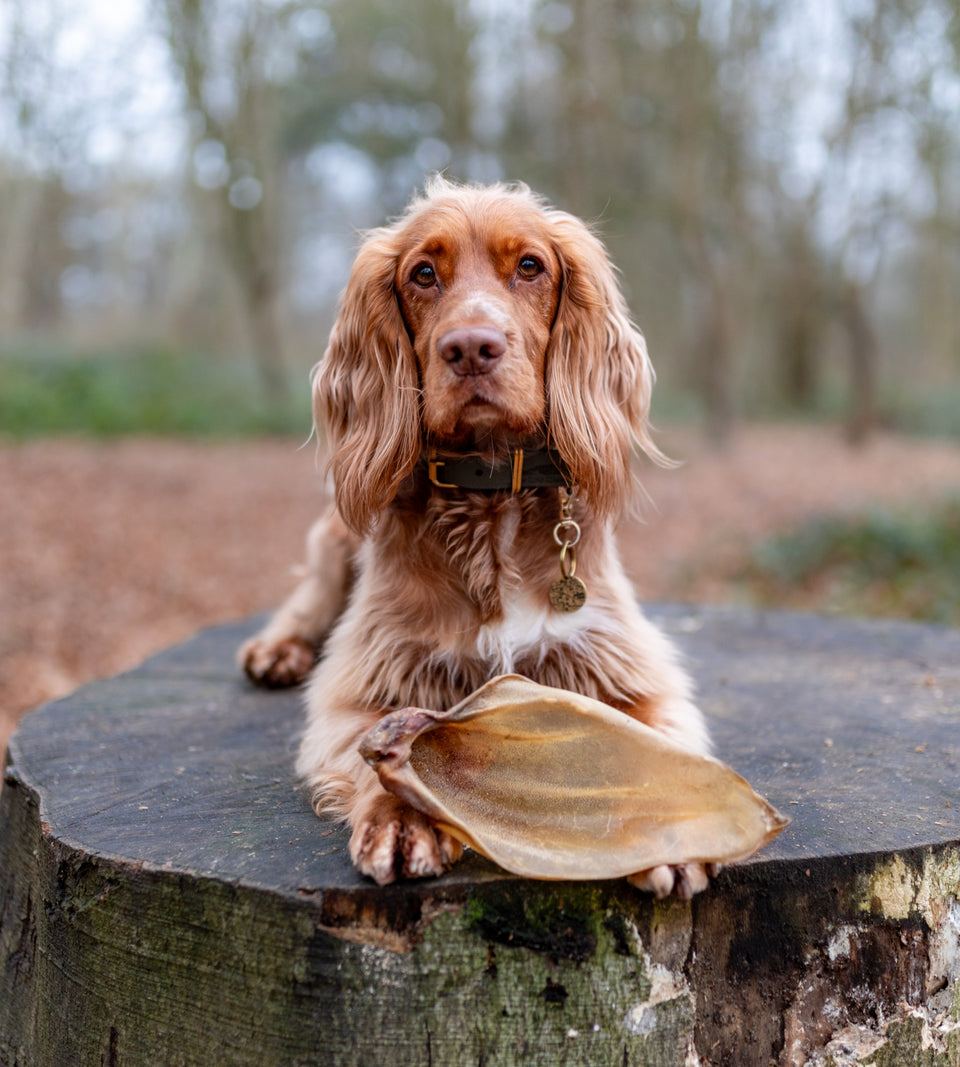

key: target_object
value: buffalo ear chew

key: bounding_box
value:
[359,674,789,881]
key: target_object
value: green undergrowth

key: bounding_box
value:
[0,344,312,438]
[744,498,960,625]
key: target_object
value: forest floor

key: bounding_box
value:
[3,423,960,763]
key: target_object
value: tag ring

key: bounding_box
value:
[559,543,577,579]
[553,519,581,548]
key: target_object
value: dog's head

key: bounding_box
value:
[314,177,664,532]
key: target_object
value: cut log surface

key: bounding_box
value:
[2,605,959,1067]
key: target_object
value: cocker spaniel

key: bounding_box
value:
[241,178,712,899]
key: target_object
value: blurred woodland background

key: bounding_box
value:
[2,0,960,753]
[1,0,959,439]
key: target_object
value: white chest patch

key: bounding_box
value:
[474,590,608,674]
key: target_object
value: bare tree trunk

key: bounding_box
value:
[699,256,736,444]
[782,313,817,408]
[670,1,742,446]
[242,267,287,407]
[564,0,614,214]
[840,282,878,445]
[778,219,821,408]
[221,183,288,406]
[155,0,289,406]
[0,178,44,331]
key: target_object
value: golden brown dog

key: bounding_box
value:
[241,178,712,898]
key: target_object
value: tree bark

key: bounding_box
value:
[841,281,879,445]
[3,608,959,1065]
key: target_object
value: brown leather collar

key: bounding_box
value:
[425,448,571,492]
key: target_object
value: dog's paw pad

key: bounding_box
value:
[240,636,315,688]
[350,801,461,885]
[352,816,403,885]
[401,819,463,879]
[627,862,713,900]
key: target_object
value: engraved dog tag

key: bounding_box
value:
[549,575,587,613]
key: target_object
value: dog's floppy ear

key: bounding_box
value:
[545,212,667,520]
[313,229,421,533]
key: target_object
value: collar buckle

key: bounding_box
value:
[427,454,459,489]
[425,447,570,492]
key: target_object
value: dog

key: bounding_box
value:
[241,178,712,898]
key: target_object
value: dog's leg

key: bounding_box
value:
[624,691,719,899]
[542,611,719,900]
[348,786,464,885]
[300,707,463,884]
[239,507,358,687]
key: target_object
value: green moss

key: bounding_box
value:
[464,882,607,963]
[856,848,960,924]
[331,899,692,1067]
[862,1014,953,1066]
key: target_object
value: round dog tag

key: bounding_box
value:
[549,575,587,613]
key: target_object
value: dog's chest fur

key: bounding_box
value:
[429,491,526,620]
[425,491,601,670]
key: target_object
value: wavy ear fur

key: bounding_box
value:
[545,212,668,520]
[313,230,421,533]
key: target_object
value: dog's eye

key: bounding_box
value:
[517,256,544,279]
[413,264,436,288]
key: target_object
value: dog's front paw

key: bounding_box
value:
[627,862,720,900]
[349,795,463,885]
[240,635,315,688]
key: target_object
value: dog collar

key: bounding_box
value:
[425,448,571,492]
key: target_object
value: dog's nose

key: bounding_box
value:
[438,326,507,376]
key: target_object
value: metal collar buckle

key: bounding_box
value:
[427,449,526,492]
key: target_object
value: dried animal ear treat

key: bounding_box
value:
[359,674,788,881]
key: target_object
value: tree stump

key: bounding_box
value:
[2,606,959,1067]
